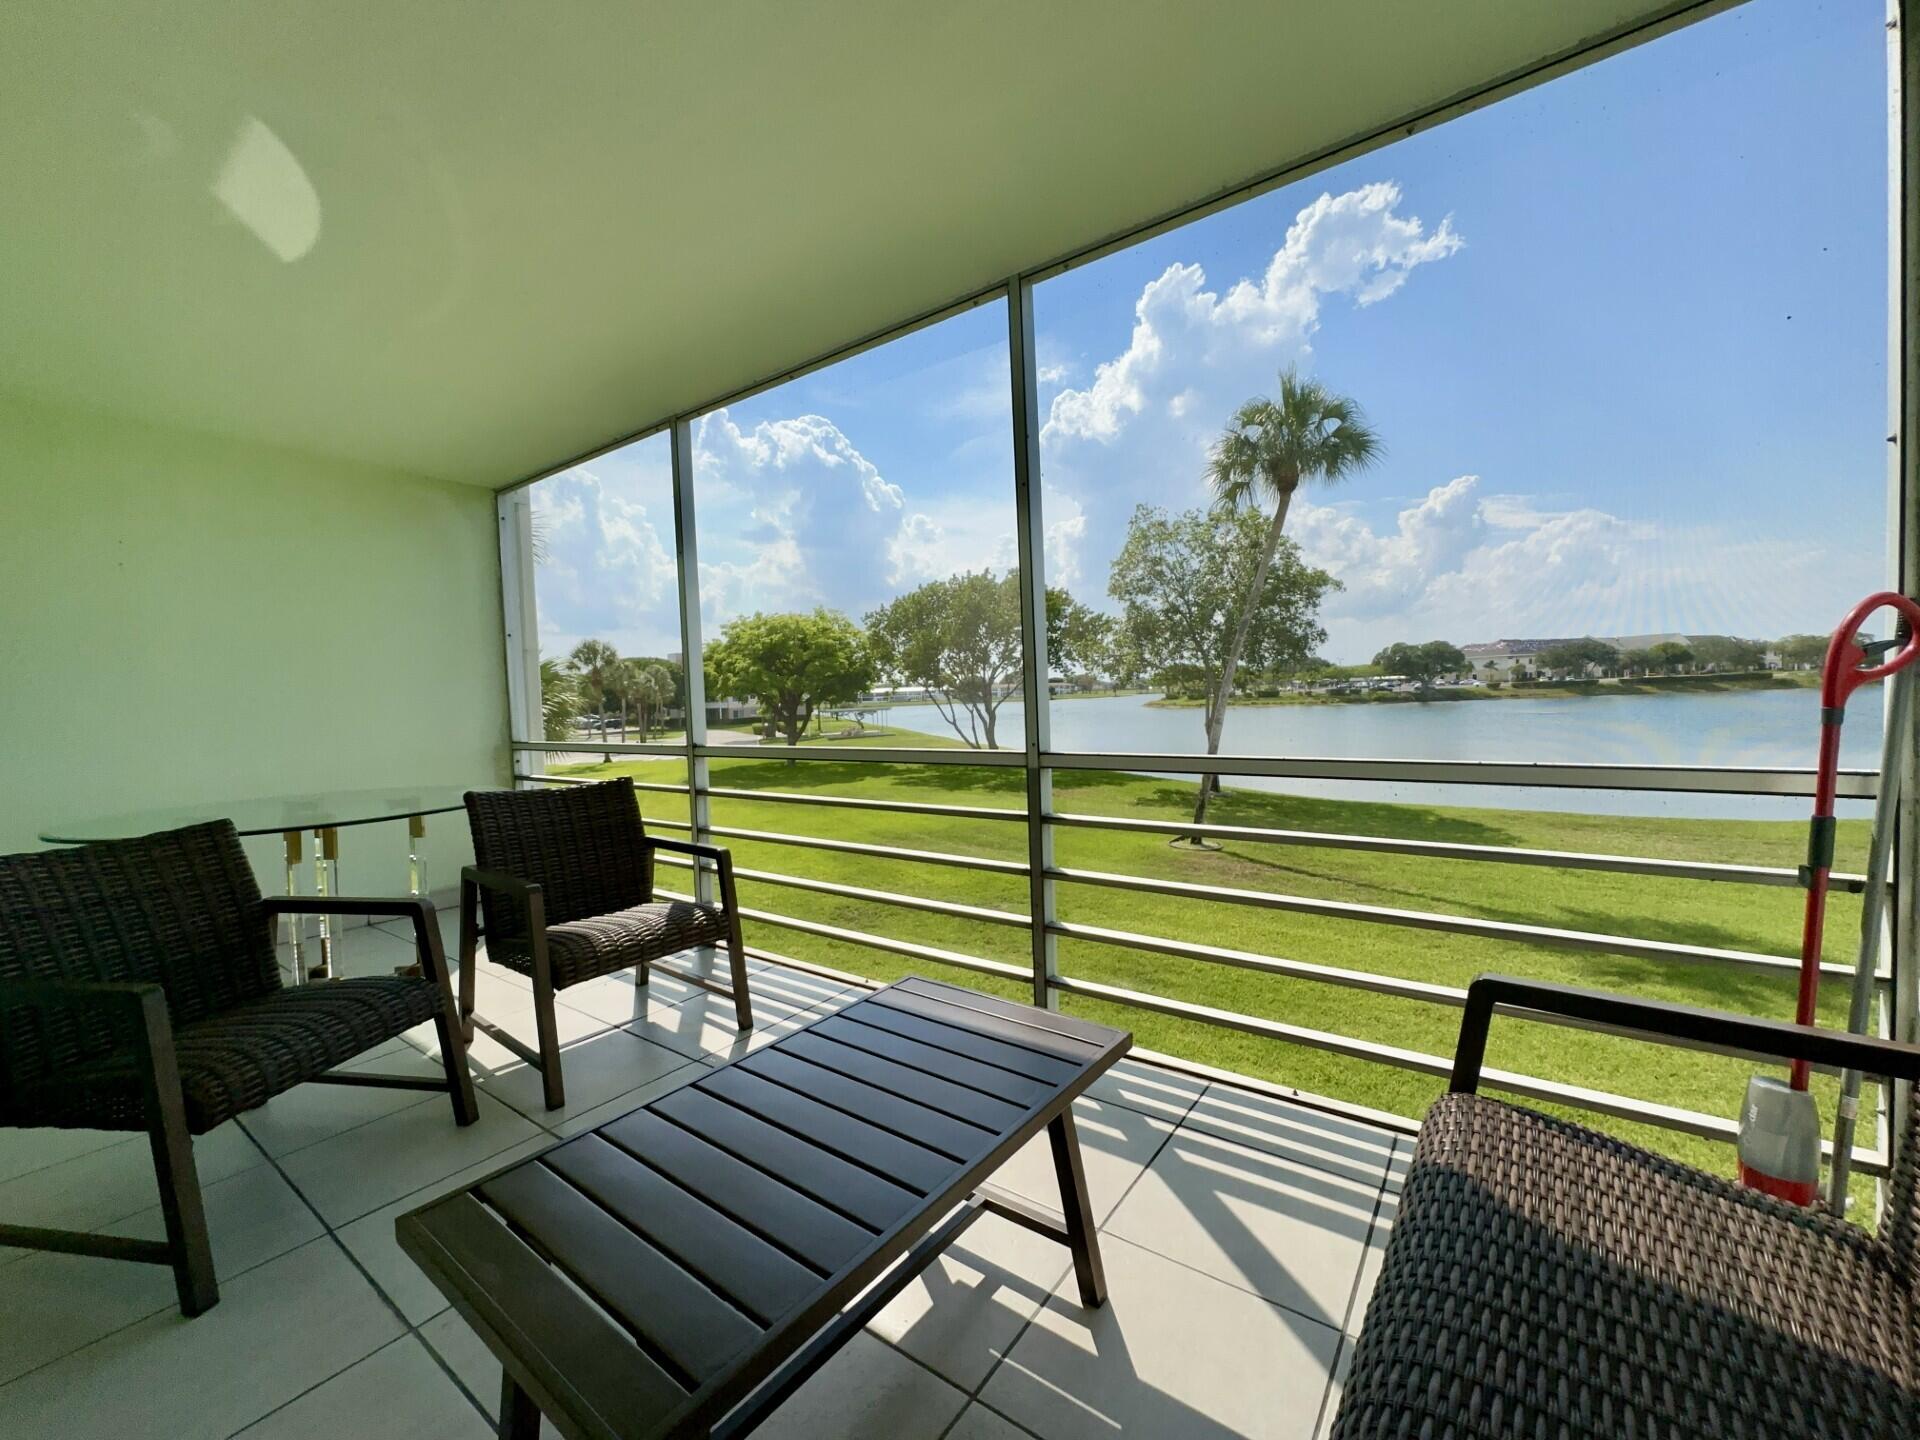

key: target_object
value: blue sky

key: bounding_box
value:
[535,0,1888,664]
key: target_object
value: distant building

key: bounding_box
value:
[1458,638,1580,676]
[1460,632,1722,678]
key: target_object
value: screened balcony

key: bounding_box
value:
[0,922,1400,1438]
[4,0,1918,1436]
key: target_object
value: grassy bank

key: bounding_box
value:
[554,727,1877,1203]
[1149,669,1823,707]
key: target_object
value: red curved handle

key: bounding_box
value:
[1823,591,1920,707]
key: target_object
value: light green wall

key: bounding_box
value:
[0,393,510,898]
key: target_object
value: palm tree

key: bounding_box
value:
[630,662,673,738]
[1189,370,1381,834]
[568,638,622,761]
[539,657,582,741]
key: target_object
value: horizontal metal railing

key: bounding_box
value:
[1043,750,1879,798]
[704,787,1025,822]
[1048,974,1882,1170]
[1049,811,1868,891]
[1049,865,1862,980]
[517,737,1892,1171]
[706,825,1028,874]
[515,738,1880,796]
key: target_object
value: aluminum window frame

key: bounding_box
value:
[492,0,1915,1173]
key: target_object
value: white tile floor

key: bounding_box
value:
[0,933,1408,1439]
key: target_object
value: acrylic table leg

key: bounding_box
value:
[408,814,426,898]
[396,814,428,977]
[283,830,306,986]
[310,826,339,981]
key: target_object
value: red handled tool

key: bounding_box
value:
[1788,593,1920,1084]
[1739,592,1920,1205]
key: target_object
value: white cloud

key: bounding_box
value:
[1033,181,1465,622]
[1288,476,1856,659]
[530,463,678,658]
[1043,182,1459,446]
[694,409,1025,625]
[1289,475,1489,619]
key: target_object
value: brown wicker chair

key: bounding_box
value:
[1335,974,1920,1440]
[459,779,750,1110]
[0,819,477,1317]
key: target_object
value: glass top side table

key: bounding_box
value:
[42,787,473,981]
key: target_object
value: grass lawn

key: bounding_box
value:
[552,725,1882,1205]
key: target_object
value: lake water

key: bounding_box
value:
[882,687,1883,820]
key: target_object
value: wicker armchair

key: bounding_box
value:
[1334,975,1920,1440]
[460,779,750,1110]
[0,820,477,1317]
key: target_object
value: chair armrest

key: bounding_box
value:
[461,868,541,902]
[258,896,453,987]
[1451,974,1920,1094]
[0,977,165,1021]
[460,866,547,944]
[643,836,731,865]
[0,978,176,1095]
[643,837,737,910]
[261,895,440,921]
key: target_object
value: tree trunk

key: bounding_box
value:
[1189,487,1296,831]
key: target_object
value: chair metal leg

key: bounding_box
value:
[727,920,752,1032]
[146,1067,218,1315]
[405,894,480,1128]
[1048,1109,1107,1308]
[432,1005,481,1127]
[531,968,566,1111]
[499,1369,541,1440]
[126,988,220,1316]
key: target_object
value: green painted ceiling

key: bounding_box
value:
[2,1,1703,487]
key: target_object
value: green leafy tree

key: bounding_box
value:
[1691,635,1766,672]
[1534,638,1620,679]
[1201,370,1380,818]
[1048,590,1116,691]
[1776,633,1828,669]
[865,572,1023,748]
[705,609,874,751]
[1371,641,1469,692]
[1109,503,1339,830]
[568,638,622,759]
[539,657,582,742]
[1647,640,1695,674]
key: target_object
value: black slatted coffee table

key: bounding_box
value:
[397,977,1130,1440]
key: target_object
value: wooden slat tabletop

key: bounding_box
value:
[397,977,1130,1440]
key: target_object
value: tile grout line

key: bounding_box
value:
[0,1127,307,1397]
[1090,1136,1392,1330]
[1306,1137,1400,1440]
[249,1127,497,1428]
[0,1132,143,1191]
[866,1078,1211,1414]
[958,1080,1200,1406]
[959,1394,1048,1440]
[219,1332,420,1439]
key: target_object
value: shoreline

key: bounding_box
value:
[1147,670,1823,709]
